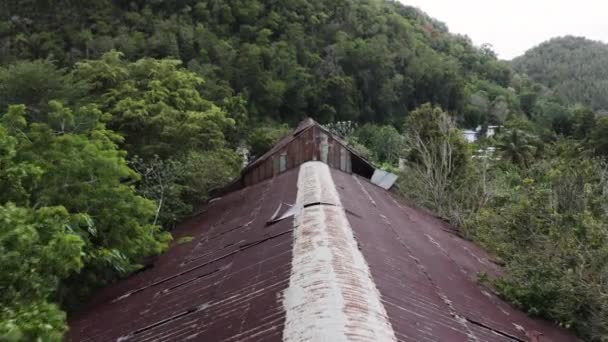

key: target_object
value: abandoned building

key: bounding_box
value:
[67,119,577,342]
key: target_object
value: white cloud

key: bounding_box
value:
[398,0,608,59]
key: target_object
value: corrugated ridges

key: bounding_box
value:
[67,159,578,342]
[282,162,396,342]
[67,168,299,342]
[331,169,576,342]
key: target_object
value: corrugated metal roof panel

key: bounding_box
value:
[331,169,576,342]
[67,168,299,342]
[68,163,578,342]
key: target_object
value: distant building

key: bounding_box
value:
[487,125,500,137]
[474,146,498,160]
[462,129,478,143]
[462,125,501,144]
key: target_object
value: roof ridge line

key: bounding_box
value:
[281,161,397,342]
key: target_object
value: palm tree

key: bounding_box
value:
[495,129,537,167]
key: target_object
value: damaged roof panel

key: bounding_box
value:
[370,169,399,190]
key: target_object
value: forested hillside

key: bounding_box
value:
[1,0,518,126]
[1,1,607,341]
[512,36,608,111]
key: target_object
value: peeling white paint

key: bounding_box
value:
[282,161,396,342]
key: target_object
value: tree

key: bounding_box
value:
[0,60,89,117]
[495,129,538,167]
[1,0,516,125]
[399,103,471,222]
[352,124,403,165]
[1,103,171,319]
[73,51,235,160]
[247,123,290,159]
[469,155,608,340]
[69,52,242,227]
[0,204,84,341]
[513,36,608,111]
[572,106,596,140]
[589,116,608,157]
[4,1,607,340]
[129,149,241,228]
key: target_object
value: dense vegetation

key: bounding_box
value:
[394,105,608,340]
[0,0,607,341]
[512,36,608,111]
[1,0,515,127]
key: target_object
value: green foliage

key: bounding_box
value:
[67,52,240,228]
[465,155,608,340]
[572,106,596,140]
[590,116,608,157]
[398,106,608,341]
[0,103,171,339]
[0,51,243,339]
[74,51,235,159]
[352,124,403,165]
[462,78,518,127]
[0,204,83,342]
[3,1,607,341]
[495,129,539,168]
[176,236,194,245]
[128,156,191,229]
[247,124,290,158]
[397,104,472,223]
[403,103,470,174]
[180,150,241,201]
[1,301,68,342]
[0,60,89,116]
[1,0,515,125]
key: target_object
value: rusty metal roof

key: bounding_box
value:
[67,162,577,342]
[68,168,299,342]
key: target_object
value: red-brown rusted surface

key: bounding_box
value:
[330,169,577,342]
[67,168,299,342]
[68,158,578,342]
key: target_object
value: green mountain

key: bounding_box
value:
[1,0,513,126]
[512,36,608,111]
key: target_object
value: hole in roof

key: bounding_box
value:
[303,202,337,209]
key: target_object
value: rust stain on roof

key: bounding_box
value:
[68,157,577,341]
[331,169,577,342]
[67,168,299,342]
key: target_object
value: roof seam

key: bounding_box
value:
[111,229,292,304]
[465,317,526,342]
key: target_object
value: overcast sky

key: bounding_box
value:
[398,0,608,60]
